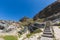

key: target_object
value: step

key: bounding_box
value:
[43,33,52,35]
[42,35,54,38]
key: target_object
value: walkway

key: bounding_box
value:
[40,22,54,40]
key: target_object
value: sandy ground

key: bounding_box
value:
[18,29,43,40]
[24,32,42,40]
[18,32,42,40]
[40,37,53,40]
[0,38,4,40]
[53,26,60,40]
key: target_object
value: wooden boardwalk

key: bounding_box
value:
[40,22,54,40]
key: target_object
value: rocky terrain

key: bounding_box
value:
[0,0,60,40]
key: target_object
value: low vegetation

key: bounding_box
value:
[26,29,42,38]
[59,26,60,28]
[35,18,44,22]
[3,35,18,40]
[18,33,21,38]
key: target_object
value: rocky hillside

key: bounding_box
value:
[33,1,60,20]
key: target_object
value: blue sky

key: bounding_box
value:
[0,0,56,21]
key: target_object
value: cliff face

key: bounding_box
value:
[33,1,60,20]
